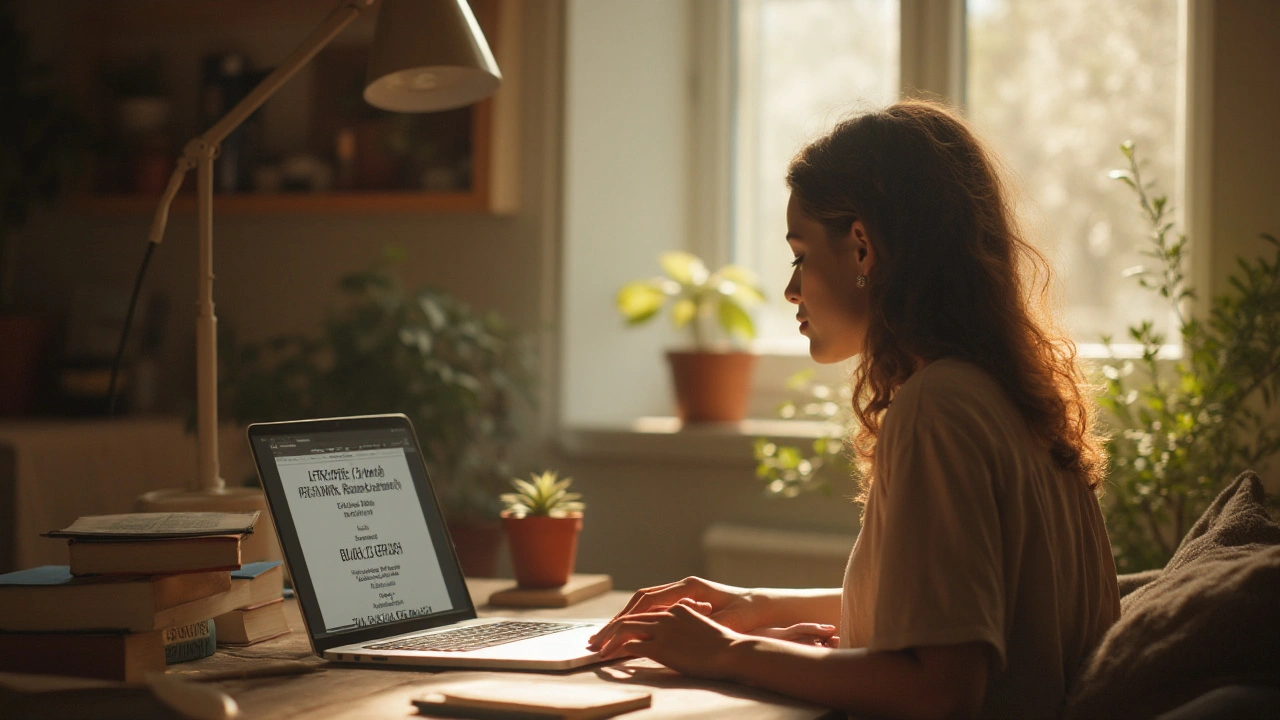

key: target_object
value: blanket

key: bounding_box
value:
[1065,471,1280,720]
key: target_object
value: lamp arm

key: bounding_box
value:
[138,0,377,493]
[145,0,375,247]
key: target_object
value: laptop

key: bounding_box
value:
[246,414,607,670]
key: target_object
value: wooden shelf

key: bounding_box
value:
[73,0,519,216]
[77,190,494,215]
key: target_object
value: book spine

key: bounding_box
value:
[165,618,217,664]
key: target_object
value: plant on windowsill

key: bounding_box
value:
[500,470,584,588]
[616,251,766,422]
[753,369,860,498]
[1099,141,1280,572]
[218,248,537,576]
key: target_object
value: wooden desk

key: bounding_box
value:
[173,578,834,719]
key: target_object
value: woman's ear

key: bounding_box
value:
[850,220,875,275]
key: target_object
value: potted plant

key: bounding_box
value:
[500,470,584,588]
[219,250,537,575]
[0,2,86,415]
[1099,142,1280,572]
[616,251,766,422]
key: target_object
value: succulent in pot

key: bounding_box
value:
[500,471,584,588]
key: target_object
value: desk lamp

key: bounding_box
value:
[136,0,501,560]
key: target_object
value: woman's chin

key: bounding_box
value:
[808,342,860,365]
[808,347,842,365]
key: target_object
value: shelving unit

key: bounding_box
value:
[71,0,519,215]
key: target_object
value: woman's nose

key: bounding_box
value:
[784,269,801,305]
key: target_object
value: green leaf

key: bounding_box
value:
[616,281,667,324]
[1108,169,1137,189]
[718,298,756,341]
[671,297,697,328]
[660,251,709,287]
[714,265,767,304]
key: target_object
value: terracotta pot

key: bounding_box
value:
[502,512,582,589]
[447,520,503,578]
[665,350,758,423]
[0,314,55,416]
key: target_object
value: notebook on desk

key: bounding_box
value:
[247,414,606,670]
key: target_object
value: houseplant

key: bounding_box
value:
[616,251,766,422]
[500,470,584,588]
[0,1,86,414]
[1099,142,1280,572]
[219,250,537,574]
[753,369,859,498]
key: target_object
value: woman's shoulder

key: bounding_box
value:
[896,357,1005,406]
[885,358,1019,435]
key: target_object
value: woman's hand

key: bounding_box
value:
[593,602,744,679]
[587,576,765,652]
[749,623,839,648]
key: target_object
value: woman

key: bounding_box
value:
[586,100,1120,719]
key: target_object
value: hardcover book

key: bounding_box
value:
[0,566,245,632]
[44,511,258,540]
[215,598,288,646]
[0,629,166,682]
[68,535,243,576]
[230,561,284,607]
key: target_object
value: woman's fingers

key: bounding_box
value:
[613,577,711,620]
[614,581,681,619]
[595,617,662,660]
[675,598,714,614]
[589,580,717,648]
[589,598,713,651]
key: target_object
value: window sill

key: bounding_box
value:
[558,416,839,464]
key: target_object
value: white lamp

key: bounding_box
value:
[136,0,501,560]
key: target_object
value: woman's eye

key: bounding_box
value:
[790,255,804,268]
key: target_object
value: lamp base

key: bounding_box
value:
[136,486,281,563]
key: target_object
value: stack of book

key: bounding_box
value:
[0,511,259,682]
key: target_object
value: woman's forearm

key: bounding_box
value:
[721,637,986,720]
[747,587,842,628]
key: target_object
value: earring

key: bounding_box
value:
[856,275,868,288]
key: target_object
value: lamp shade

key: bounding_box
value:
[364,0,502,113]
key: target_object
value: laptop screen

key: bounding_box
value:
[248,415,474,648]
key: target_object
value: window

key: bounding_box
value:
[558,0,1200,429]
[731,0,1184,354]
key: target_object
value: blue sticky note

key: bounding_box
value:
[231,561,283,580]
[0,566,75,586]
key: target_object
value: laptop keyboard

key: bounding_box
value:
[364,621,581,653]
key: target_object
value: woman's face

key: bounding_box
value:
[784,193,874,364]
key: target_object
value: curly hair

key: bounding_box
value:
[786,99,1106,496]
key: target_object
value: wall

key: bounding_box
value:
[1209,0,1280,476]
[1210,0,1280,294]
[561,0,692,427]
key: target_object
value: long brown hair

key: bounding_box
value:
[786,99,1105,495]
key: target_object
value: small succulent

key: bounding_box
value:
[500,471,584,518]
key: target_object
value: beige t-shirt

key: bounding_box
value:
[840,359,1119,719]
